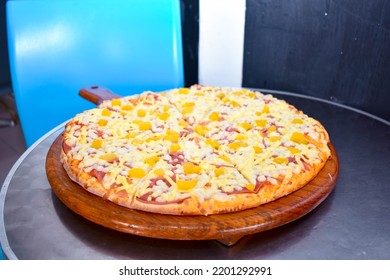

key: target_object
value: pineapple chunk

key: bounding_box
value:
[231,100,240,107]
[99,153,117,162]
[214,167,225,177]
[194,125,208,136]
[223,97,240,107]
[177,179,198,191]
[137,109,146,117]
[138,121,151,131]
[181,107,193,115]
[292,118,304,124]
[182,162,202,174]
[98,119,108,127]
[158,112,170,121]
[178,88,189,94]
[268,125,277,133]
[179,119,189,127]
[240,122,252,131]
[164,129,179,143]
[125,132,137,139]
[111,99,121,106]
[253,146,263,154]
[209,112,220,121]
[182,102,195,108]
[170,143,181,153]
[229,141,248,150]
[121,104,133,111]
[144,155,159,166]
[255,119,268,127]
[205,138,220,149]
[273,157,288,165]
[245,183,255,191]
[90,139,103,149]
[146,135,162,142]
[101,108,111,116]
[153,168,165,176]
[288,147,301,154]
[128,168,146,178]
[235,134,247,140]
[290,132,309,144]
[131,138,144,145]
[219,154,231,163]
[269,136,281,142]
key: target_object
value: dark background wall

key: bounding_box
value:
[180,0,199,87]
[243,0,390,120]
[0,0,10,89]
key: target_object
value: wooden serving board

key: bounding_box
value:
[46,135,338,246]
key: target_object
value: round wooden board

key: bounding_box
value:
[46,135,338,246]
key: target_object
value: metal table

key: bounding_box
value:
[1,90,389,260]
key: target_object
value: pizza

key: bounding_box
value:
[60,85,331,215]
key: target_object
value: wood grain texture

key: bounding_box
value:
[46,135,338,246]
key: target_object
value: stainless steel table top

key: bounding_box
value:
[1,90,389,260]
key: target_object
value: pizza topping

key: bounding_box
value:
[90,139,103,149]
[144,155,159,166]
[255,119,268,127]
[99,153,117,162]
[98,119,108,127]
[273,157,288,165]
[62,141,73,154]
[182,162,202,175]
[205,139,220,149]
[176,179,198,191]
[62,85,331,215]
[292,118,304,124]
[89,169,106,183]
[137,109,147,117]
[240,122,252,131]
[288,147,300,154]
[178,88,189,94]
[170,143,181,153]
[214,167,225,177]
[101,108,111,116]
[164,129,180,143]
[253,146,263,154]
[208,112,221,121]
[194,125,208,136]
[228,141,248,150]
[158,112,170,121]
[245,183,256,191]
[290,132,309,144]
[111,99,121,107]
[128,168,146,178]
[138,121,151,131]
[153,168,165,176]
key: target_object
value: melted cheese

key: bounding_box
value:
[63,85,331,207]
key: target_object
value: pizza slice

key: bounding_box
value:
[122,129,260,215]
[164,85,225,125]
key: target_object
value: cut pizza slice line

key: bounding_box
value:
[210,89,267,122]
[100,94,185,134]
[128,148,257,215]
[164,85,227,125]
[194,113,322,192]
